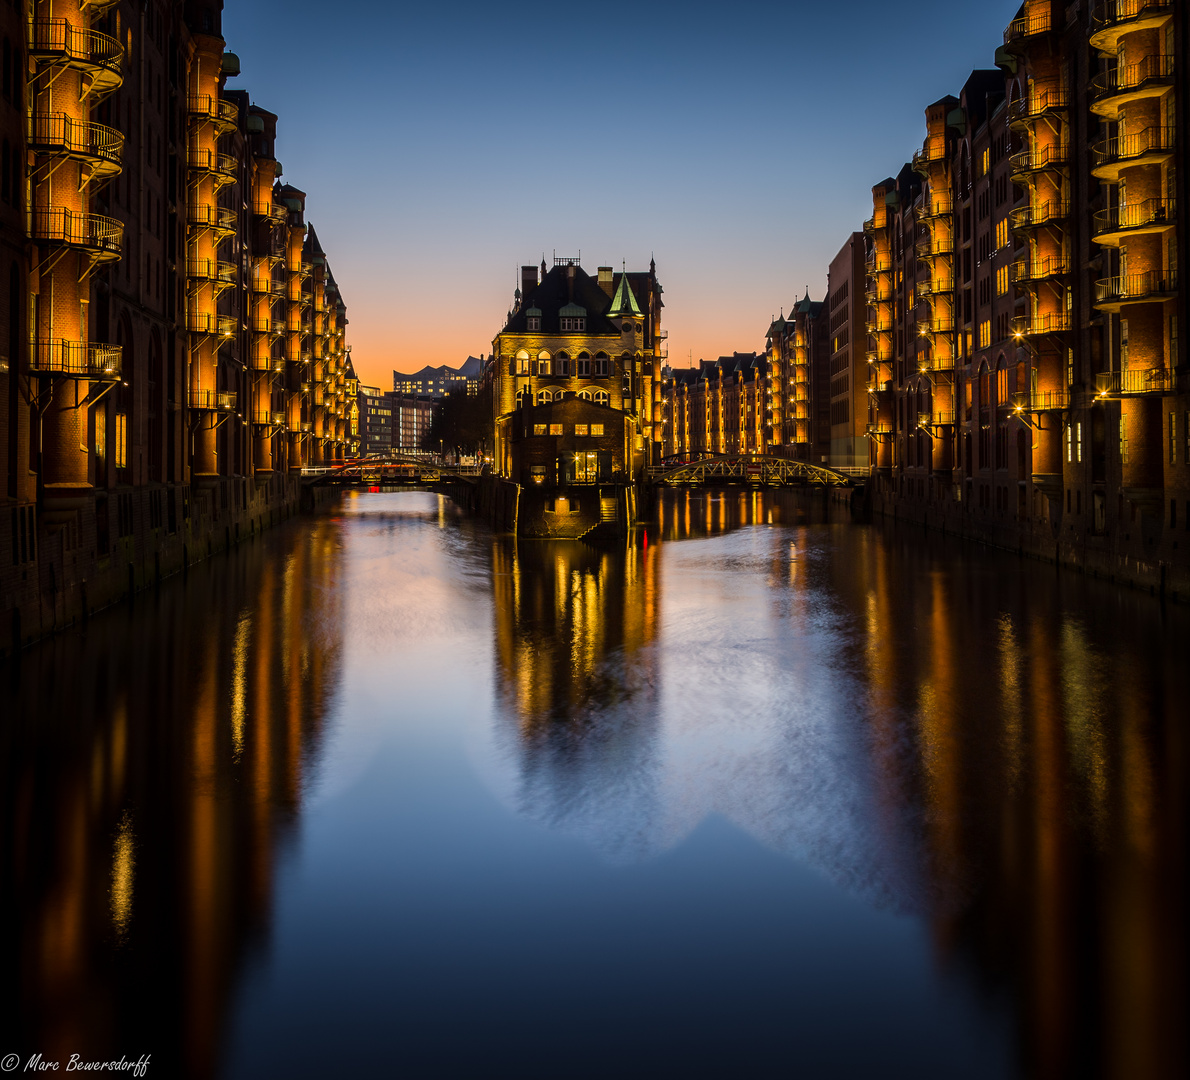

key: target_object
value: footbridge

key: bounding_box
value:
[648,454,860,488]
[302,455,480,489]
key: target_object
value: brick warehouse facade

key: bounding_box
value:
[861,0,1189,595]
[1,0,359,654]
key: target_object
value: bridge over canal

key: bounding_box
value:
[648,454,860,488]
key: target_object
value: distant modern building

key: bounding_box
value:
[358,386,393,456]
[392,396,438,452]
[827,233,868,471]
[393,356,484,399]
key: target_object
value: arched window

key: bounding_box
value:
[995,356,1008,407]
[515,348,530,375]
[593,352,610,376]
[593,390,609,406]
[576,389,593,401]
[515,387,530,408]
[555,351,570,376]
[537,389,554,405]
[537,349,551,376]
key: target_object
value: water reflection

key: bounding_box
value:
[0,488,1186,1080]
[0,520,344,1078]
[488,488,1187,1079]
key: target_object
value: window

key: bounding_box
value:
[115,413,127,469]
[593,354,610,376]
[526,317,540,331]
[995,219,1008,250]
[590,424,604,436]
[95,406,106,469]
[576,356,590,375]
[1120,319,1129,367]
[516,349,531,374]
[979,320,991,349]
[538,358,551,376]
[537,389,554,405]
[555,352,570,376]
[560,317,585,331]
[533,424,547,436]
[1119,415,1128,464]
[575,424,589,436]
[1067,423,1073,463]
[549,424,563,436]
[996,265,1009,295]
[577,389,592,400]
[1067,347,1074,387]
[1171,413,1177,464]
[1076,421,1083,463]
[593,391,609,406]
[996,365,1008,404]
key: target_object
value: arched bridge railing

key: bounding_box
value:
[648,454,859,487]
[303,455,481,486]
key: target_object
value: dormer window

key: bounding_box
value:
[559,302,586,332]
[525,305,542,332]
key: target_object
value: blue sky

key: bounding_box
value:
[223,0,1021,386]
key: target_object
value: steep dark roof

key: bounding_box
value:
[503,264,644,336]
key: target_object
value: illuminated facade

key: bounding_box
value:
[0,0,359,654]
[490,258,663,535]
[861,0,1188,593]
[661,353,776,458]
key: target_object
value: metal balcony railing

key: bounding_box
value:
[1093,197,1176,238]
[1012,312,1072,335]
[1010,201,1070,230]
[187,259,237,285]
[1011,390,1070,412]
[1009,143,1069,174]
[29,340,121,378]
[916,236,954,259]
[188,204,237,232]
[919,317,956,335]
[1095,367,1174,396]
[911,143,947,175]
[1091,126,1175,170]
[189,389,237,411]
[1011,257,1070,283]
[186,312,238,337]
[1004,10,1051,45]
[253,410,287,426]
[188,95,238,131]
[1090,54,1175,105]
[1090,0,1174,41]
[28,113,123,177]
[28,20,123,94]
[188,148,238,181]
[29,208,122,258]
[1007,87,1069,126]
[1095,270,1178,304]
[918,197,953,219]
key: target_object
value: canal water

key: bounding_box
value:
[1,489,1186,1079]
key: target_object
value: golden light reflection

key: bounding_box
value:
[231,611,252,761]
[110,811,135,941]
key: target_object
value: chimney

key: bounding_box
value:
[567,263,575,301]
[521,265,537,299]
[598,267,614,296]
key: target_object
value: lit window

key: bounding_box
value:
[575,424,589,436]
[533,424,547,436]
[590,424,604,436]
[995,219,1008,249]
[115,412,127,468]
[549,424,563,436]
[996,265,1009,295]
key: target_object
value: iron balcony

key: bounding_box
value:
[29,340,121,379]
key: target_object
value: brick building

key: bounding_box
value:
[862,0,1189,593]
[1,0,358,654]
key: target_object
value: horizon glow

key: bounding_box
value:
[222,0,1022,388]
